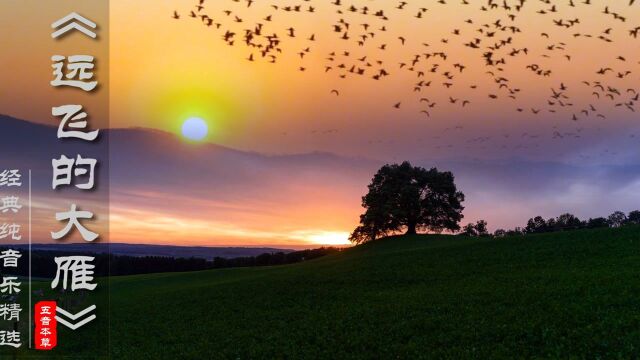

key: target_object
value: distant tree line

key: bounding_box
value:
[459,220,490,237]
[0,247,341,278]
[461,210,640,238]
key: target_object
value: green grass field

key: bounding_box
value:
[103,226,640,359]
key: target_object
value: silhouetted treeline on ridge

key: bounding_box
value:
[461,210,640,237]
[0,247,342,278]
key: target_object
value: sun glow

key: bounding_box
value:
[181,117,208,141]
[306,231,351,246]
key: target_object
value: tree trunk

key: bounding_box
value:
[406,222,417,235]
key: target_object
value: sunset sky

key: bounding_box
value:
[1,0,639,247]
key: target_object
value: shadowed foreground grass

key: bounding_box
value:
[106,226,639,359]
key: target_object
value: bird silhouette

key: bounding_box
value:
[175,0,639,131]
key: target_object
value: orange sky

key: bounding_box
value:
[0,1,636,156]
[106,0,639,157]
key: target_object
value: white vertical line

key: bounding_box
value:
[28,169,32,349]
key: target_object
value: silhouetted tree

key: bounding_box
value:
[461,223,477,236]
[349,161,465,243]
[460,220,489,237]
[493,229,506,237]
[475,220,489,236]
[525,216,547,233]
[607,211,627,228]
[628,210,640,225]
[554,213,582,231]
[586,217,609,229]
[506,227,525,236]
[546,217,556,231]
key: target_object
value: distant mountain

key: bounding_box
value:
[0,113,379,203]
[8,243,294,260]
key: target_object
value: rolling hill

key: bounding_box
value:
[105,226,640,359]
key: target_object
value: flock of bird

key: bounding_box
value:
[172,0,639,148]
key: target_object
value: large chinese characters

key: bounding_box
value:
[50,55,100,243]
[39,11,103,351]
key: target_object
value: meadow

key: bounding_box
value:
[4,226,638,359]
[107,226,639,359]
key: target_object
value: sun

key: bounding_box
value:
[181,117,209,141]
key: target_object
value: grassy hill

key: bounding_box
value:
[104,226,640,359]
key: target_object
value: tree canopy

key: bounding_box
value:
[349,162,465,244]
